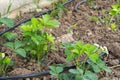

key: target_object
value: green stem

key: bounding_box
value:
[82,56,88,74]
[109,16,114,27]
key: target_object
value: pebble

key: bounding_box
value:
[110,59,119,65]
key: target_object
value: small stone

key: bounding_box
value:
[26,78,30,80]
[108,42,120,57]
[112,77,119,80]
[110,59,119,65]
[56,33,74,43]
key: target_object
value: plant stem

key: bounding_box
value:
[109,64,120,69]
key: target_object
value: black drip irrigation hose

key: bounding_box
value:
[74,0,87,11]
[0,0,73,36]
[0,52,106,80]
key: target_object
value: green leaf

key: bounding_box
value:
[3,57,11,65]
[84,71,98,80]
[31,36,40,45]
[89,62,101,73]
[31,18,39,27]
[15,48,26,57]
[0,17,14,27]
[97,59,111,72]
[49,66,63,76]
[72,49,79,54]
[89,53,99,63]
[46,34,55,43]
[4,42,14,49]
[3,32,17,41]
[88,16,99,21]
[65,49,77,62]
[109,10,118,16]
[20,25,33,31]
[58,73,75,80]
[76,41,83,48]
[14,41,23,49]
[111,23,117,31]
[75,75,83,80]
[46,20,59,28]
[43,45,47,50]
[49,71,58,76]
[51,46,58,51]
[9,60,14,66]
[42,14,50,23]
[69,69,83,74]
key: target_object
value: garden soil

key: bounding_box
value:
[0,0,120,80]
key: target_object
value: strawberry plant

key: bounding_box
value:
[4,40,26,58]
[50,41,110,80]
[0,52,11,76]
[51,1,67,18]
[20,14,59,62]
[108,2,120,31]
[3,31,26,58]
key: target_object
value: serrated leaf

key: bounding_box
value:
[89,53,99,63]
[31,36,40,45]
[75,75,83,80]
[49,66,63,76]
[31,18,39,27]
[111,23,117,31]
[51,46,57,51]
[0,17,14,27]
[15,48,26,57]
[49,71,58,76]
[3,32,17,41]
[20,25,33,31]
[89,62,101,73]
[65,49,77,62]
[14,41,23,49]
[69,69,83,74]
[97,59,111,72]
[84,71,98,80]
[4,42,14,49]
[3,57,11,65]
[42,14,50,23]
[47,20,59,28]
[47,34,55,43]
[43,45,47,50]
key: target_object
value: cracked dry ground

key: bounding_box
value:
[0,0,120,80]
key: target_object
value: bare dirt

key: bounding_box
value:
[0,0,120,80]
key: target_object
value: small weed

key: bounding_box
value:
[4,40,26,58]
[51,1,67,18]
[87,2,120,31]
[6,0,13,14]
[108,2,120,30]
[88,16,99,21]
[0,52,11,75]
